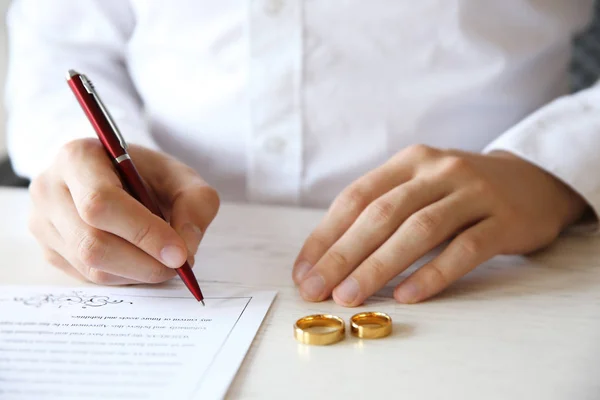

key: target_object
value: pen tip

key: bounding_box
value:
[201,300,205,306]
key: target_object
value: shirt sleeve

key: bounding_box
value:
[483,81,600,234]
[4,0,160,180]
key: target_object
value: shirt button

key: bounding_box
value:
[264,0,284,16]
[263,136,287,154]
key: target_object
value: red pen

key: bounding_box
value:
[66,69,205,305]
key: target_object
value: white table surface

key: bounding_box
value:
[1,187,600,399]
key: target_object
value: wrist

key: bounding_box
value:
[488,150,589,230]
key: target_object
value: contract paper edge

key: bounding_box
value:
[189,290,278,399]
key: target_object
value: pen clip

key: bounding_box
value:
[79,74,128,151]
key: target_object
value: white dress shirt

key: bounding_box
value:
[4,0,600,228]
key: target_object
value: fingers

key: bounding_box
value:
[292,161,413,283]
[60,140,189,269]
[330,188,489,306]
[394,217,500,304]
[297,177,449,302]
[30,139,218,286]
[29,208,137,285]
[50,183,177,284]
[132,146,221,260]
[162,174,220,259]
[42,247,137,285]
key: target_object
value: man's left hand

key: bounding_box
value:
[292,145,588,306]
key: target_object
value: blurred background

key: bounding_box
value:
[0,1,597,185]
[0,0,10,158]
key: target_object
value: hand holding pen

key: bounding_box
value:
[25,70,220,301]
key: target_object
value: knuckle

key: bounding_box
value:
[171,184,221,223]
[200,186,221,217]
[79,189,113,226]
[58,140,80,159]
[470,179,494,198]
[426,263,451,288]
[205,186,221,209]
[305,232,330,255]
[365,199,397,225]
[77,231,107,268]
[298,231,332,265]
[335,185,371,214]
[440,156,471,176]
[326,248,350,268]
[456,236,483,259]
[407,210,439,238]
[403,144,437,160]
[60,138,101,159]
[363,256,388,282]
[394,184,418,205]
[58,139,107,175]
[132,223,153,248]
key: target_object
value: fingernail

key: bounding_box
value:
[294,261,312,282]
[334,277,360,304]
[160,245,186,269]
[300,274,325,301]
[396,282,420,303]
[180,223,203,255]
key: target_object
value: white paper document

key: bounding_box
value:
[0,285,276,399]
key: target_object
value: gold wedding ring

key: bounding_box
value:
[294,314,345,345]
[350,312,392,339]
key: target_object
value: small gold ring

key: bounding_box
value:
[294,314,345,345]
[350,312,392,339]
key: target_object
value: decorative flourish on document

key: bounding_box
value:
[13,291,133,309]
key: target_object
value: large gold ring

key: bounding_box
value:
[350,312,392,339]
[294,314,345,345]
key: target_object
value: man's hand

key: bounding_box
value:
[292,145,588,306]
[28,138,220,285]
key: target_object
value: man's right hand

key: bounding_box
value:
[28,138,220,285]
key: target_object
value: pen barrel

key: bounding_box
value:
[118,156,202,300]
[67,69,204,302]
[67,76,125,160]
[116,158,165,219]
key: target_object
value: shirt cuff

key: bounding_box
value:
[483,85,600,234]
